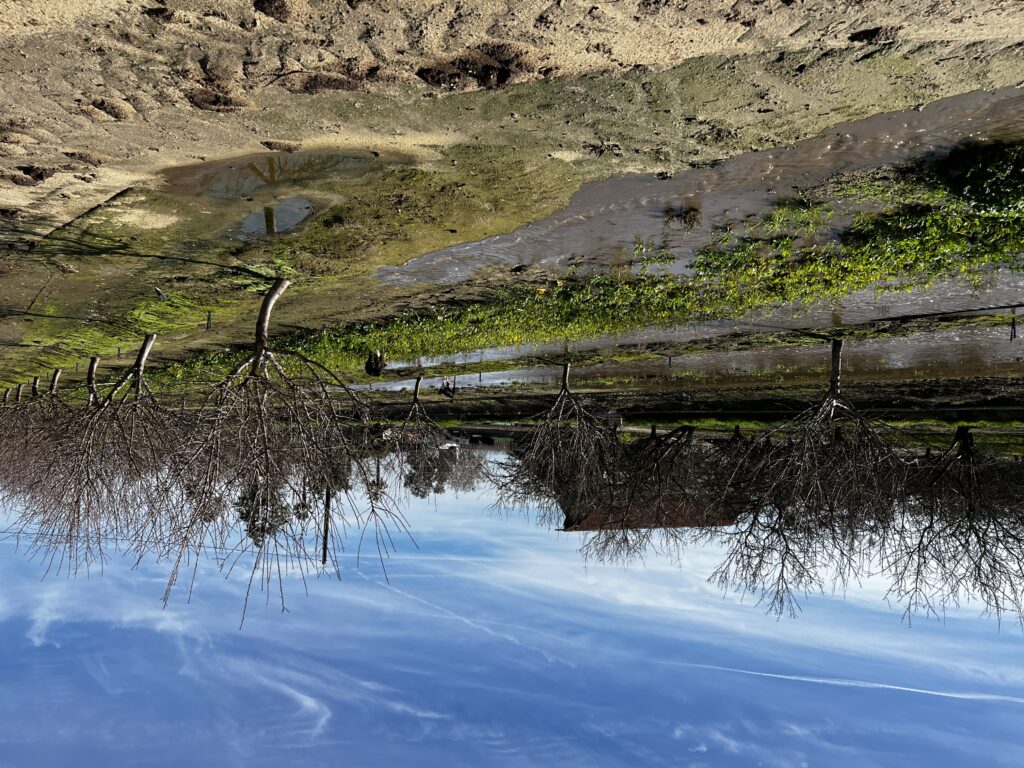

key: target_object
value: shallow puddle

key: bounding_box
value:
[144,150,376,243]
[160,151,372,199]
[235,196,315,239]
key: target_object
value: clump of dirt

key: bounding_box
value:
[849,26,901,44]
[253,0,308,23]
[91,97,136,121]
[187,86,253,112]
[63,150,106,167]
[416,44,536,91]
[13,165,68,184]
[199,48,244,88]
[260,139,301,152]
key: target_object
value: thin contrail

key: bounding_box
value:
[665,662,1024,705]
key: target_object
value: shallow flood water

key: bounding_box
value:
[379,272,1024,385]
[236,196,315,239]
[3,478,1024,767]
[363,322,1024,395]
[4,85,1023,768]
[379,87,1024,285]
[148,150,374,242]
[160,151,372,199]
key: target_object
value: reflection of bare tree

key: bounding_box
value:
[0,335,192,575]
[575,426,728,564]
[164,278,383,611]
[495,364,618,528]
[881,428,1024,622]
[404,444,459,499]
[706,339,909,614]
[1,278,413,620]
[391,376,450,453]
[489,341,1024,623]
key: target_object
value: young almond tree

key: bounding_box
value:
[882,427,1024,623]
[708,338,910,616]
[574,424,728,565]
[495,363,620,528]
[0,334,190,575]
[164,278,396,617]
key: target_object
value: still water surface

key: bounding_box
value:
[1,482,1022,767]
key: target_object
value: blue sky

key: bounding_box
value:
[1,489,1023,767]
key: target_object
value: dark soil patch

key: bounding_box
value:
[187,87,253,112]
[848,26,901,44]
[253,0,307,23]
[15,165,64,183]
[416,44,534,91]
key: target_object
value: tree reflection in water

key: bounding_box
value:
[495,343,1024,623]
[1,314,1022,625]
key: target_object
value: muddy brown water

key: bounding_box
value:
[156,150,374,241]
[378,86,1024,285]
[159,152,372,198]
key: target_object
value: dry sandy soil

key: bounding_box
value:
[2,0,1024,225]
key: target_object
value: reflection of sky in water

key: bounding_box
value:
[3,488,1023,767]
[236,197,315,240]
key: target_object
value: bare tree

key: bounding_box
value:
[156,278,413,618]
[493,363,619,528]
[705,339,910,614]
[0,334,196,577]
[882,427,1024,622]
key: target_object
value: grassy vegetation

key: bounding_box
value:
[149,142,1024,387]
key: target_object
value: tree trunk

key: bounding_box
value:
[829,338,843,398]
[251,277,291,374]
[87,357,100,406]
[49,368,62,396]
[133,335,156,394]
[321,488,331,566]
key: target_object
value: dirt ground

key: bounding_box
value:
[1,0,1024,389]
[2,0,1024,225]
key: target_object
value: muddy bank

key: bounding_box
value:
[2,1,1024,388]
[380,87,1024,283]
[2,1,1024,226]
